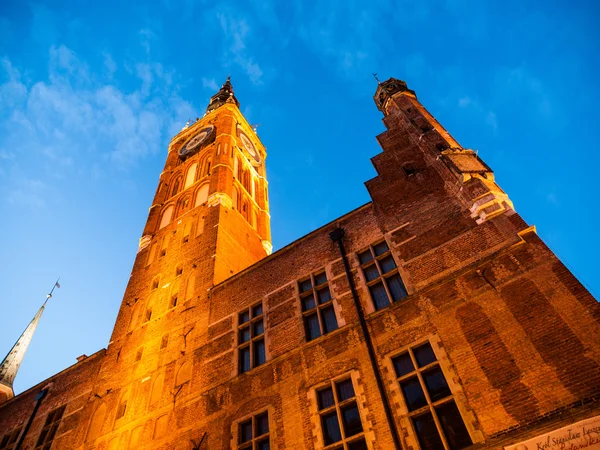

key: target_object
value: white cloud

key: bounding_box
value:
[217,13,264,85]
[202,77,219,91]
[0,45,195,208]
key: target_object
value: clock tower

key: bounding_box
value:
[102,78,272,395]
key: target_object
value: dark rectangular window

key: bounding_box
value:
[392,342,472,450]
[238,303,265,374]
[358,241,407,310]
[238,411,270,450]
[1,426,23,450]
[316,378,367,449]
[299,270,338,342]
[35,405,66,450]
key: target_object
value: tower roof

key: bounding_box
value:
[373,77,416,113]
[206,77,240,114]
[0,302,47,395]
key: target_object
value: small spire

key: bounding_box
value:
[0,280,59,403]
[205,77,240,114]
[373,73,381,84]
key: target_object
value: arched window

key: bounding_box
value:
[242,170,250,193]
[159,205,173,229]
[171,177,182,197]
[205,158,212,176]
[116,390,129,421]
[149,373,164,408]
[234,157,240,179]
[184,163,197,189]
[196,216,205,237]
[232,186,239,210]
[242,200,249,221]
[178,196,190,216]
[129,301,144,331]
[182,220,192,244]
[86,402,107,442]
[195,184,209,207]
[154,415,169,439]
[175,361,191,387]
[185,273,195,303]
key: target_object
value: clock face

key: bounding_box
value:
[179,125,215,158]
[237,127,260,164]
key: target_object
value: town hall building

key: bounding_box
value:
[1,78,599,450]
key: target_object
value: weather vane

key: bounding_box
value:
[373,73,381,84]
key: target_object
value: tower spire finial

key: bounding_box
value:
[0,280,60,403]
[205,76,240,115]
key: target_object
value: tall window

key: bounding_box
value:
[237,411,270,450]
[299,271,338,341]
[0,426,23,450]
[392,342,471,450]
[358,241,407,310]
[316,378,367,449]
[238,303,266,374]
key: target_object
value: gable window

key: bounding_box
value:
[35,405,66,450]
[299,271,338,342]
[236,411,270,450]
[316,378,367,449]
[238,303,266,374]
[0,426,23,450]
[358,241,407,310]
[392,342,471,450]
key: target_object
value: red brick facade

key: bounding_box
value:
[1,78,599,450]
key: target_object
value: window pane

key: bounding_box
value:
[253,320,264,336]
[317,287,332,304]
[379,255,397,274]
[314,272,328,286]
[358,250,373,264]
[240,347,251,373]
[304,314,321,341]
[321,412,342,445]
[252,304,263,317]
[239,419,252,443]
[257,439,271,450]
[46,423,58,440]
[239,310,250,324]
[317,387,335,410]
[302,293,316,311]
[436,401,472,450]
[348,438,368,450]
[239,327,251,343]
[321,306,338,334]
[414,343,437,367]
[37,428,49,445]
[393,353,415,377]
[400,377,427,411]
[341,403,363,437]
[387,274,408,302]
[256,412,269,436]
[413,412,444,450]
[364,264,380,282]
[336,379,355,401]
[254,339,266,366]
[373,241,389,256]
[299,279,313,293]
[369,283,390,310]
[423,367,452,402]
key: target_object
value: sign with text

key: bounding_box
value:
[505,415,600,450]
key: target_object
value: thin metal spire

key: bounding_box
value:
[0,279,60,400]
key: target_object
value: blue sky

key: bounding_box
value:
[1,0,598,394]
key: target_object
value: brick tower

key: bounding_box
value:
[0,77,598,450]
